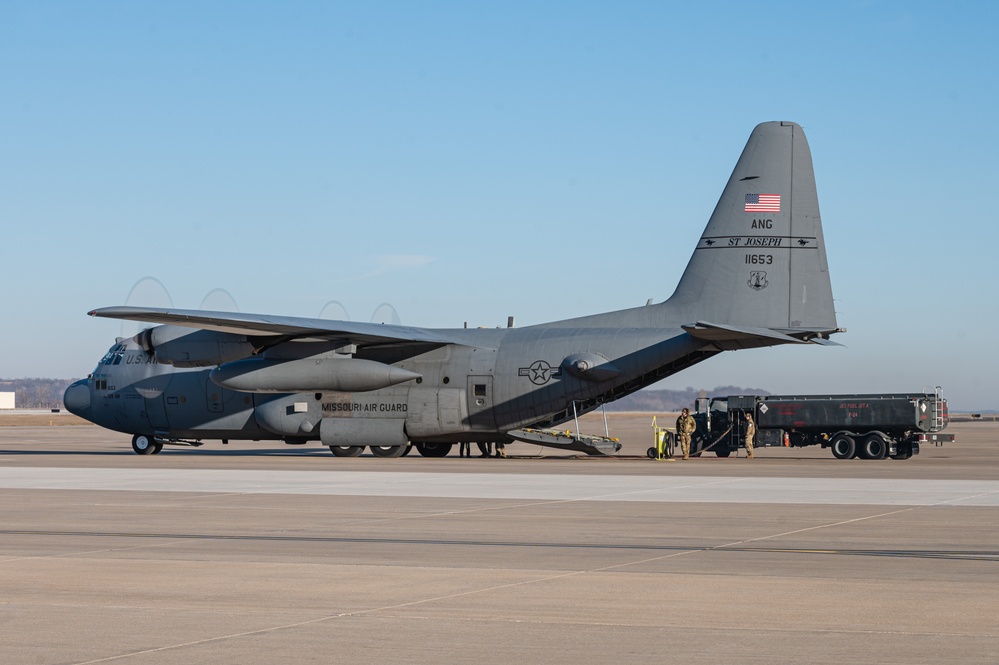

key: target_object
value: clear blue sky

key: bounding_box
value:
[2,1,996,409]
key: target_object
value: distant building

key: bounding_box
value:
[0,392,14,409]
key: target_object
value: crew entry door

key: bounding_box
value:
[467,376,495,430]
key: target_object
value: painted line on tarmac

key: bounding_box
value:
[2,467,999,506]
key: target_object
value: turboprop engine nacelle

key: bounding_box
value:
[135,326,255,368]
[209,356,422,393]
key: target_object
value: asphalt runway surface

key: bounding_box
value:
[1,416,997,664]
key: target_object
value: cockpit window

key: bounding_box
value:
[100,344,125,366]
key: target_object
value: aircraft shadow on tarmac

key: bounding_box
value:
[1,527,996,562]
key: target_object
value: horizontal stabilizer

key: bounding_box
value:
[682,321,841,345]
[807,336,844,347]
[683,321,805,344]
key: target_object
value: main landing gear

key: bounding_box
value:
[328,445,364,457]
[324,442,456,458]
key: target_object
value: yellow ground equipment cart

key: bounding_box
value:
[649,416,676,460]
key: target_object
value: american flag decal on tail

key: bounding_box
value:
[745,193,780,212]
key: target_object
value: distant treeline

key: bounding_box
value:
[604,386,771,412]
[0,378,80,409]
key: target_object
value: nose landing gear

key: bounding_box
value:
[131,434,163,455]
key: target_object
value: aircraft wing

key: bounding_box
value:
[89,306,457,347]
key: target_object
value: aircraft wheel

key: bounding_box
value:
[647,447,657,459]
[151,442,164,455]
[131,434,156,455]
[890,443,913,460]
[859,433,888,460]
[830,435,855,460]
[715,449,731,458]
[369,445,407,458]
[416,442,452,458]
[401,444,413,457]
[328,445,364,457]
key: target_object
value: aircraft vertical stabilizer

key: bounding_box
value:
[666,121,836,335]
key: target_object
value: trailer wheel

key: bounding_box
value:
[647,447,657,459]
[859,433,888,460]
[830,435,855,460]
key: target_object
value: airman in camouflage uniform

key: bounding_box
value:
[676,408,696,460]
[744,411,756,459]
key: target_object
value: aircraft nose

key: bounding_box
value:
[63,379,91,418]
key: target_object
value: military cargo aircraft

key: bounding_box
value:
[64,121,841,457]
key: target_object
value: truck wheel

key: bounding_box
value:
[715,450,731,458]
[859,434,888,460]
[830,435,855,460]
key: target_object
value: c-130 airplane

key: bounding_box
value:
[64,121,842,457]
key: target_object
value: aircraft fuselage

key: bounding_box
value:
[69,322,717,446]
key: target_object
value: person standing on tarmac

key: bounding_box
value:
[495,442,507,458]
[744,411,756,459]
[676,408,696,460]
[459,441,470,457]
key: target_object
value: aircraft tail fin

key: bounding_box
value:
[665,121,837,339]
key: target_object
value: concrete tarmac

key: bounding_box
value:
[1,418,997,664]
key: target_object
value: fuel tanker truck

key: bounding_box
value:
[690,389,954,460]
